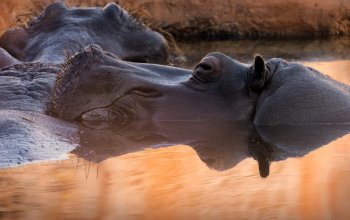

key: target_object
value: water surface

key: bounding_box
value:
[1,39,350,219]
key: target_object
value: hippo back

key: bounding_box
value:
[254,59,350,125]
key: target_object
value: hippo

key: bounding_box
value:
[0,2,172,167]
[0,2,169,66]
[48,45,350,176]
[0,1,174,113]
[50,45,350,126]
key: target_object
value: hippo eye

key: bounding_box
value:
[196,63,212,71]
[193,62,217,83]
[124,56,149,63]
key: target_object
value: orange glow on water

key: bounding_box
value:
[1,133,349,219]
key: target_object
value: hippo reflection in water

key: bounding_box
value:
[50,45,350,126]
[0,2,169,67]
[76,120,350,177]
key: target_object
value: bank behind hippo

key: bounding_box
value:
[50,46,350,126]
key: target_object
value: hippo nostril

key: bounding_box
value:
[193,62,218,84]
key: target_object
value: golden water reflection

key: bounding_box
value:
[1,132,350,219]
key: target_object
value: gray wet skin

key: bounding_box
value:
[50,45,350,126]
[0,110,78,168]
[0,62,78,167]
[0,2,169,65]
[0,63,60,113]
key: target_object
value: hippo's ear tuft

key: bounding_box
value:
[45,2,67,13]
[103,3,123,21]
[249,55,271,93]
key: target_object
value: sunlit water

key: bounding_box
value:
[1,39,350,219]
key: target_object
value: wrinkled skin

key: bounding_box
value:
[0,63,74,167]
[0,2,169,65]
[0,63,60,113]
[50,45,350,126]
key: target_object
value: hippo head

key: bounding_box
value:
[0,2,169,64]
[50,45,350,126]
[49,45,270,126]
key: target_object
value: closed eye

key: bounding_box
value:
[196,63,212,71]
[124,56,149,63]
[193,62,217,83]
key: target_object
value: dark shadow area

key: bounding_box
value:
[74,120,350,177]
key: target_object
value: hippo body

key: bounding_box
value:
[255,58,350,125]
[50,47,350,126]
[0,2,169,66]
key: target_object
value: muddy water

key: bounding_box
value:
[1,39,350,219]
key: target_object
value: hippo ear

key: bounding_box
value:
[0,28,28,60]
[249,55,271,93]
